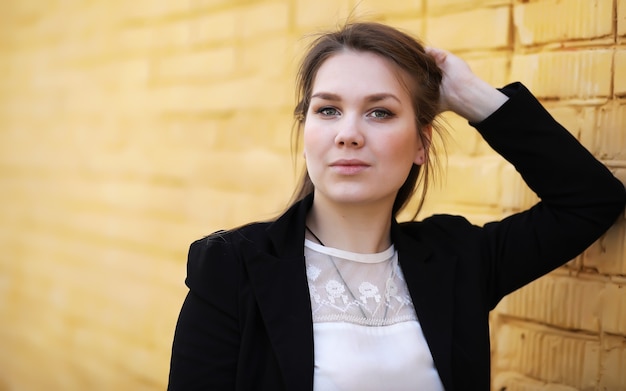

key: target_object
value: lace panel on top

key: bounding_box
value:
[304,239,418,327]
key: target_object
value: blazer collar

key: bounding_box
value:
[266,192,314,258]
[246,193,456,391]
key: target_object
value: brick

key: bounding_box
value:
[190,0,233,9]
[294,0,352,30]
[493,372,579,391]
[582,217,626,275]
[428,0,512,16]
[499,163,539,211]
[154,47,236,81]
[495,272,605,333]
[619,0,626,37]
[239,2,290,38]
[600,335,626,390]
[431,155,503,206]
[594,101,626,160]
[438,112,484,156]
[616,169,626,221]
[239,36,292,78]
[384,18,424,39]
[510,50,613,99]
[426,6,510,50]
[109,87,158,115]
[513,0,613,46]
[601,281,626,335]
[615,50,626,96]
[544,105,597,154]
[113,26,153,55]
[102,59,152,86]
[151,21,191,50]
[467,55,510,87]
[352,0,423,15]
[119,0,192,20]
[208,110,293,153]
[188,10,237,46]
[492,321,600,389]
[193,149,293,196]
[185,187,293,230]
[150,77,292,113]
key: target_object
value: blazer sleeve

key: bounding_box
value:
[168,233,240,391]
[470,83,626,308]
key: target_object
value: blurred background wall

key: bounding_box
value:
[0,0,624,390]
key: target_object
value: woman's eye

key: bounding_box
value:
[369,109,392,119]
[317,107,339,116]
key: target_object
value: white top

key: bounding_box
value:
[305,240,445,391]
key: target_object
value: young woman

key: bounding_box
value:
[167,22,626,390]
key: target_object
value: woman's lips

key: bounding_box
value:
[329,159,370,175]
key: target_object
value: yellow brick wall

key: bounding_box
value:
[0,1,624,390]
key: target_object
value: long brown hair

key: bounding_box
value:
[290,22,444,219]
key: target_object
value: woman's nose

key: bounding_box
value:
[334,116,364,147]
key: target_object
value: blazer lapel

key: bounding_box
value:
[392,222,457,391]
[243,195,457,391]
[244,195,315,391]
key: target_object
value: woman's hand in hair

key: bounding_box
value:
[425,47,508,123]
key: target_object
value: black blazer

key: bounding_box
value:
[168,84,626,390]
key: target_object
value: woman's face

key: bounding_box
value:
[303,50,426,211]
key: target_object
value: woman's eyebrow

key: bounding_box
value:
[311,92,401,103]
[366,93,401,104]
[311,92,341,101]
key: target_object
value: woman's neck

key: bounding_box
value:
[306,194,394,254]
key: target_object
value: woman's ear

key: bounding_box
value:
[414,124,432,165]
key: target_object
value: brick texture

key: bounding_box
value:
[510,50,613,99]
[514,0,614,46]
[616,50,626,97]
[617,0,626,37]
[426,6,510,50]
[0,1,624,390]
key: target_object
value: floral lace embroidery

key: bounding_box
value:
[305,244,418,327]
